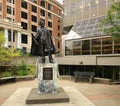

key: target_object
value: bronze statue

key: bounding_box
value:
[31,20,58,63]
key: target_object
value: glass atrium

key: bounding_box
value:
[65,16,120,55]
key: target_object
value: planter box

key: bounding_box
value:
[94,77,112,84]
[0,75,36,85]
[60,75,72,80]
[15,75,35,82]
[0,76,15,85]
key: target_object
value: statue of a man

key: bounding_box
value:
[31,20,58,63]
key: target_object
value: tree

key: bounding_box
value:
[0,31,21,65]
[101,0,120,39]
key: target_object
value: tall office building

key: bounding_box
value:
[0,0,63,54]
[58,0,120,81]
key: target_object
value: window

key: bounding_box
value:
[58,33,60,37]
[7,17,11,22]
[8,31,11,41]
[8,30,15,42]
[32,25,37,32]
[114,39,120,54]
[0,3,2,11]
[40,9,45,16]
[32,5,37,13]
[49,30,52,35]
[102,37,112,54]
[22,34,28,44]
[48,3,52,11]
[82,40,90,55]
[65,40,73,55]
[48,21,52,28]
[22,47,27,54]
[73,40,81,55]
[7,0,14,4]
[7,6,14,15]
[92,38,101,54]
[21,1,27,9]
[58,9,60,15]
[40,1,45,7]
[31,0,37,3]
[7,6,11,14]
[7,17,14,22]
[32,15,37,22]
[58,17,60,23]
[48,12,52,19]
[58,25,60,30]
[58,42,60,48]
[21,22,27,30]
[21,11,27,19]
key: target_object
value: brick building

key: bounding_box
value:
[0,0,63,54]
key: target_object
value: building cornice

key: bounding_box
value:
[0,19,22,31]
[47,0,63,9]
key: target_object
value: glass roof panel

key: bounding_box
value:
[70,16,106,38]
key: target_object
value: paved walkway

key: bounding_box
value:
[0,79,120,106]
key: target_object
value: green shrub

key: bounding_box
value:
[17,70,24,76]
[13,60,36,76]
[27,66,36,75]
[14,60,28,76]
[2,72,12,77]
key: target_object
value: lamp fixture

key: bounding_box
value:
[95,0,98,4]
[79,5,83,9]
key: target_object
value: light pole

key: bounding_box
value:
[11,0,14,53]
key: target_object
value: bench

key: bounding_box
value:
[73,71,95,83]
[0,76,15,85]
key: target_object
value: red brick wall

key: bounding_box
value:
[15,0,21,22]
[2,0,6,19]
[52,5,62,55]
[45,2,48,27]
[28,3,31,31]
[37,0,40,26]
[1,0,63,54]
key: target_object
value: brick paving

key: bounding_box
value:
[87,94,120,100]
[0,78,120,106]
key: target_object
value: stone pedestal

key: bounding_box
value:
[26,88,70,104]
[37,57,58,94]
[26,57,70,105]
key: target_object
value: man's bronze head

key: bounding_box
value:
[39,20,45,27]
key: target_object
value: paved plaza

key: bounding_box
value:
[0,78,120,106]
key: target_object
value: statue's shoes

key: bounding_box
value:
[41,59,45,63]
[49,59,54,63]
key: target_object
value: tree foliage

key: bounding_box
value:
[0,31,21,65]
[101,0,120,39]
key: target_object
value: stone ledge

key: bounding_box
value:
[60,75,72,80]
[94,77,111,84]
[0,75,35,85]
[26,87,70,104]
[0,76,15,85]
[15,75,35,82]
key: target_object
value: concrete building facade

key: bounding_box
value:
[58,0,120,81]
[0,0,63,54]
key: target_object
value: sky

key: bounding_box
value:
[56,0,63,4]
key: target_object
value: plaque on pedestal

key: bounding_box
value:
[43,68,53,80]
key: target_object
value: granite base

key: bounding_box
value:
[26,87,69,104]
